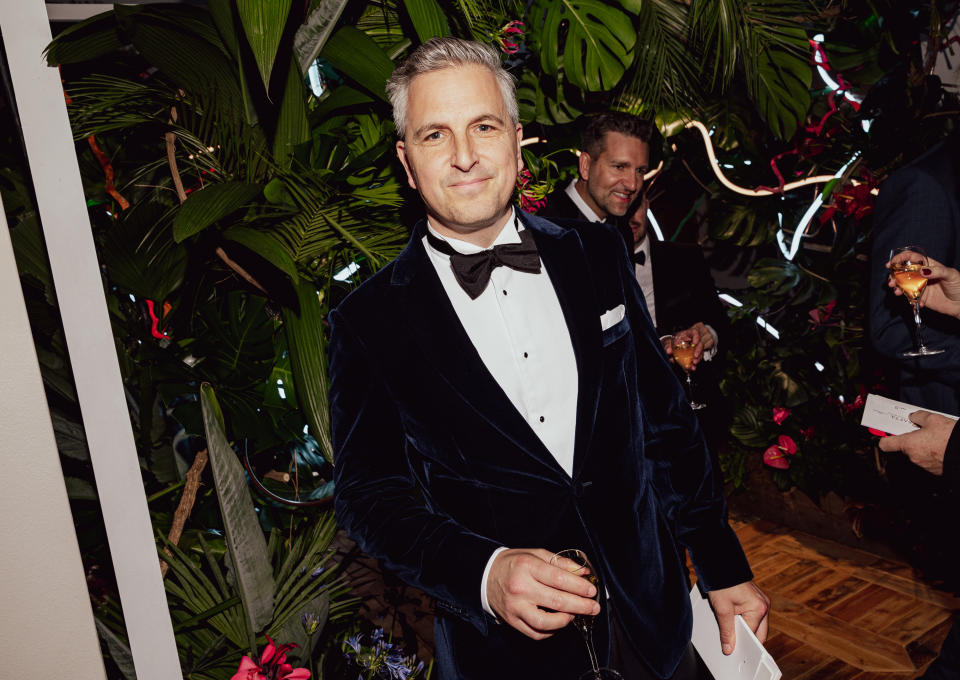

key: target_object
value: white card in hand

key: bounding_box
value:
[860,393,958,436]
[689,587,781,680]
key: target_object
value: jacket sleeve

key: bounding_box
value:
[870,164,960,378]
[329,307,501,632]
[613,232,752,592]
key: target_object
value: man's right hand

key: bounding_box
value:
[486,548,601,640]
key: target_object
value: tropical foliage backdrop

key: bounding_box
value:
[2,0,958,675]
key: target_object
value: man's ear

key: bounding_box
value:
[578,151,592,181]
[515,124,524,172]
[396,140,417,190]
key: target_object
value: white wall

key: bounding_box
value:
[0,213,107,679]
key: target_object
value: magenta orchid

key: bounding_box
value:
[231,637,310,680]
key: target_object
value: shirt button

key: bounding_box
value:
[503,289,508,296]
[523,352,528,359]
[539,416,545,423]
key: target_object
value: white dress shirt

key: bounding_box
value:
[564,178,603,222]
[422,210,580,617]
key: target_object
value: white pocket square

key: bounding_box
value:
[600,304,625,331]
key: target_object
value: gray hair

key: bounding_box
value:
[386,37,518,138]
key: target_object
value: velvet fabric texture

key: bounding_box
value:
[330,211,752,679]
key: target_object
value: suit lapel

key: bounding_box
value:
[392,222,565,477]
[521,213,602,479]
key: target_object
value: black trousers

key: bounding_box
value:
[608,612,711,680]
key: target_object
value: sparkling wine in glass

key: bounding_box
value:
[550,549,622,680]
[889,246,945,357]
[672,335,705,410]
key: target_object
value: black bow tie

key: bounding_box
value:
[426,227,541,299]
[633,250,646,266]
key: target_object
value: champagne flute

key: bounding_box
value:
[671,333,705,410]
[889,246,945,357]
[550,549,623,680]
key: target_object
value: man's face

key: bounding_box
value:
[629,197,649,246]
[579,131,650,219]
[396,64,523,240]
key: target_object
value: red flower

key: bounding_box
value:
[763,435,798,470]
[495,20,525,54]
[231,637,310,680]
[515,167,548,213]
[772,407,791,425]
[808,299,836,328]
[800,426,815,440]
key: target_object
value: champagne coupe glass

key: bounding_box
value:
[671,333,706,410]
[550,549,623,680]
[889,246,945,357]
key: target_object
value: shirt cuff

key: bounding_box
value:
[481,546,510,617]
[702,325,719,361]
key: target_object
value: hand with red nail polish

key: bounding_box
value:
[888,254,960,318]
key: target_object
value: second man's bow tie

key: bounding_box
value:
[427,228,541,299]
[633,250,646,266]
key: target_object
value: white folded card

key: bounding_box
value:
[860,393,958,436]
[599,303,625,330]
[690,587,781,680]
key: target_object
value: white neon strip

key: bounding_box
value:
[5,3,181,678]
[778,153,860,260]
[718,293,744,308]
[647,209,664,242]
[814,361,825,372]
[334,261,360,281]
[756,317,781,339]
[685,121,840,197]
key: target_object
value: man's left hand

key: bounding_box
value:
[706,581,770,655]
[662,322,715,368]
[878,411,954,476]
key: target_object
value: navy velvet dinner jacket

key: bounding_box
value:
[329,210,752,679]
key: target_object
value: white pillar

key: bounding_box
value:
[0,2,182,677]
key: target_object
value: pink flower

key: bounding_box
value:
[808,300,836,327]
[772,407,790,425]
[763,435,797,470]
[231,637,310,680]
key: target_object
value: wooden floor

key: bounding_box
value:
[730,517,959,679]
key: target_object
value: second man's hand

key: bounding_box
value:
[707,581,770,655]
[662,321,715,368]
[487,548,600,640]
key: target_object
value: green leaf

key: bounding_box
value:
[321,27,394,102]
[44,10,123,65]
[200,383,275,640]
[235,0,293,90]
[115,6,242,112]
[94,619,137,680]
[281,280,333,463]
[751,36,812,140]
[173,182,264,242]
[294,0,350,74]
[223,226,299,282]
[530,0,636,91]
[273,57,311,169]
[403,0,451,42]
[64,476,98,501]
[313,85,375,119]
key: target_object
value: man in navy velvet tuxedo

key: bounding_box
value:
[330,37,768,680]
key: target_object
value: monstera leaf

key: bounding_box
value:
[748,30,812,140]
[529,0,636,92]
